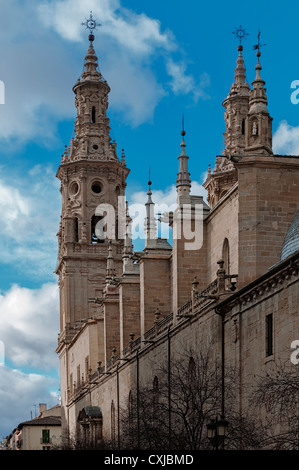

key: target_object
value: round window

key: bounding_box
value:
[91,182,102,194]
[69,181,79,195]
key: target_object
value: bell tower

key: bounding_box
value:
[56,23,130,345]
[204,37,249,208]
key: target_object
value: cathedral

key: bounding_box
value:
[55,27,299,449]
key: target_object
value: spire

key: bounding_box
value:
[230,26,251,94]
[249,29,268,113]
[244,30,273,155]
[65,14,123,164]
[81,35,101,81]
[222,29,251,157]
[80,11,102,82]
[248,49,268,115]
[144,173,157,248]
[230,45,251,94]
[176,117,191,204]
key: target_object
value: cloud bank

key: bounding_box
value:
[273,120,299,155]
[0,0,210,147]
[0,164,60,280]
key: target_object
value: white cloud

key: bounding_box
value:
[37,0,208,126]
[273,120,299,155]
[0,280,60,437]
[0,365,59,439]
[166,60,210,101]
[39,0,174,55]
[0,0,209,144]
[0,165,60,280]
[0,282,59,369]
[0,0,76,147]
[104,52,166,126]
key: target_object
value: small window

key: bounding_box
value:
[91,106,96,123]
[42,429,50,444]
[91,182,102,194]
[266,313,273,357]
[241,119,245,135]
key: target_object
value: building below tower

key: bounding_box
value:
[56,32,299,450]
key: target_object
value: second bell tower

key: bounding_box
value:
[56,31,130,343]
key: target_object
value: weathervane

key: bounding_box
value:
[233,25,249,45]
[81,11,100,34]
[253,29,266,56]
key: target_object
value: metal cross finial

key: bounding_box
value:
[233,25,249,45]
[81,11,101,34]
[253,29,266,55]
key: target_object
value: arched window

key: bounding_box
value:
[91,215,105,244]
[91,106,96,124]
[222,238,230,276]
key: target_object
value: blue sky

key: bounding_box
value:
[0,0,299,440]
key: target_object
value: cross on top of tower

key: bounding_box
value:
[81,11,101,41]
[233,25,249,50]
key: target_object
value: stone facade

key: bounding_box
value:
[56,34,299,448]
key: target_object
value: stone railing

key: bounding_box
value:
[143,313,173,343]
[72,243,123,255]
[122,336,141,357]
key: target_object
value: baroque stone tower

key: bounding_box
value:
[203,44,248,208]
[56,31,130,346]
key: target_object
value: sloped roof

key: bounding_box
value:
[18,416,61,429]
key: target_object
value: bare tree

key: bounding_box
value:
[252,360,299,450]
[118,344,264,450]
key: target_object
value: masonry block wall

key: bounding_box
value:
[172,211,208,319]
[224,264,299,417]
[140,253,171,337]
[237,156,299,287]
[104,295,120,364]
[119,276,140,353]
[206,187,239,283]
